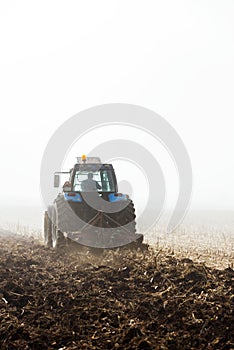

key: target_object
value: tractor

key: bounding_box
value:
[44,155,144,250]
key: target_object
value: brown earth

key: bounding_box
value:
[0,233,233,350]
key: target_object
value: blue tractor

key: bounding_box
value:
[44,156,144,250]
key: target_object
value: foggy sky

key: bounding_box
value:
[0,1,233,212]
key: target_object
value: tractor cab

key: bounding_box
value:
[71,163,117,193]
[54,156,118,194]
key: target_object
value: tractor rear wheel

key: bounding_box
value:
[118,200,136,232]
[51,224,66,249]
[44,207,66,249]
[44,211,52,248]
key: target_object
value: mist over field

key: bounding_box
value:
[0,205,232,231]
[1,205,233,263]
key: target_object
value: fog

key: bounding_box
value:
[0,1,233,231]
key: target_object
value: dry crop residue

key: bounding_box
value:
[0,235,233,350]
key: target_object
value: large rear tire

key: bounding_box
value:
[51,205,66,249]
[56,195,83,232]
[44,211,52,248]
[116,200,136,233]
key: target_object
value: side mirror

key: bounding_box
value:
[63,181,72,192]
[63,186,72,192]
[54,174,60,188]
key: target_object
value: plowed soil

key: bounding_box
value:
[0,233,233,350]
